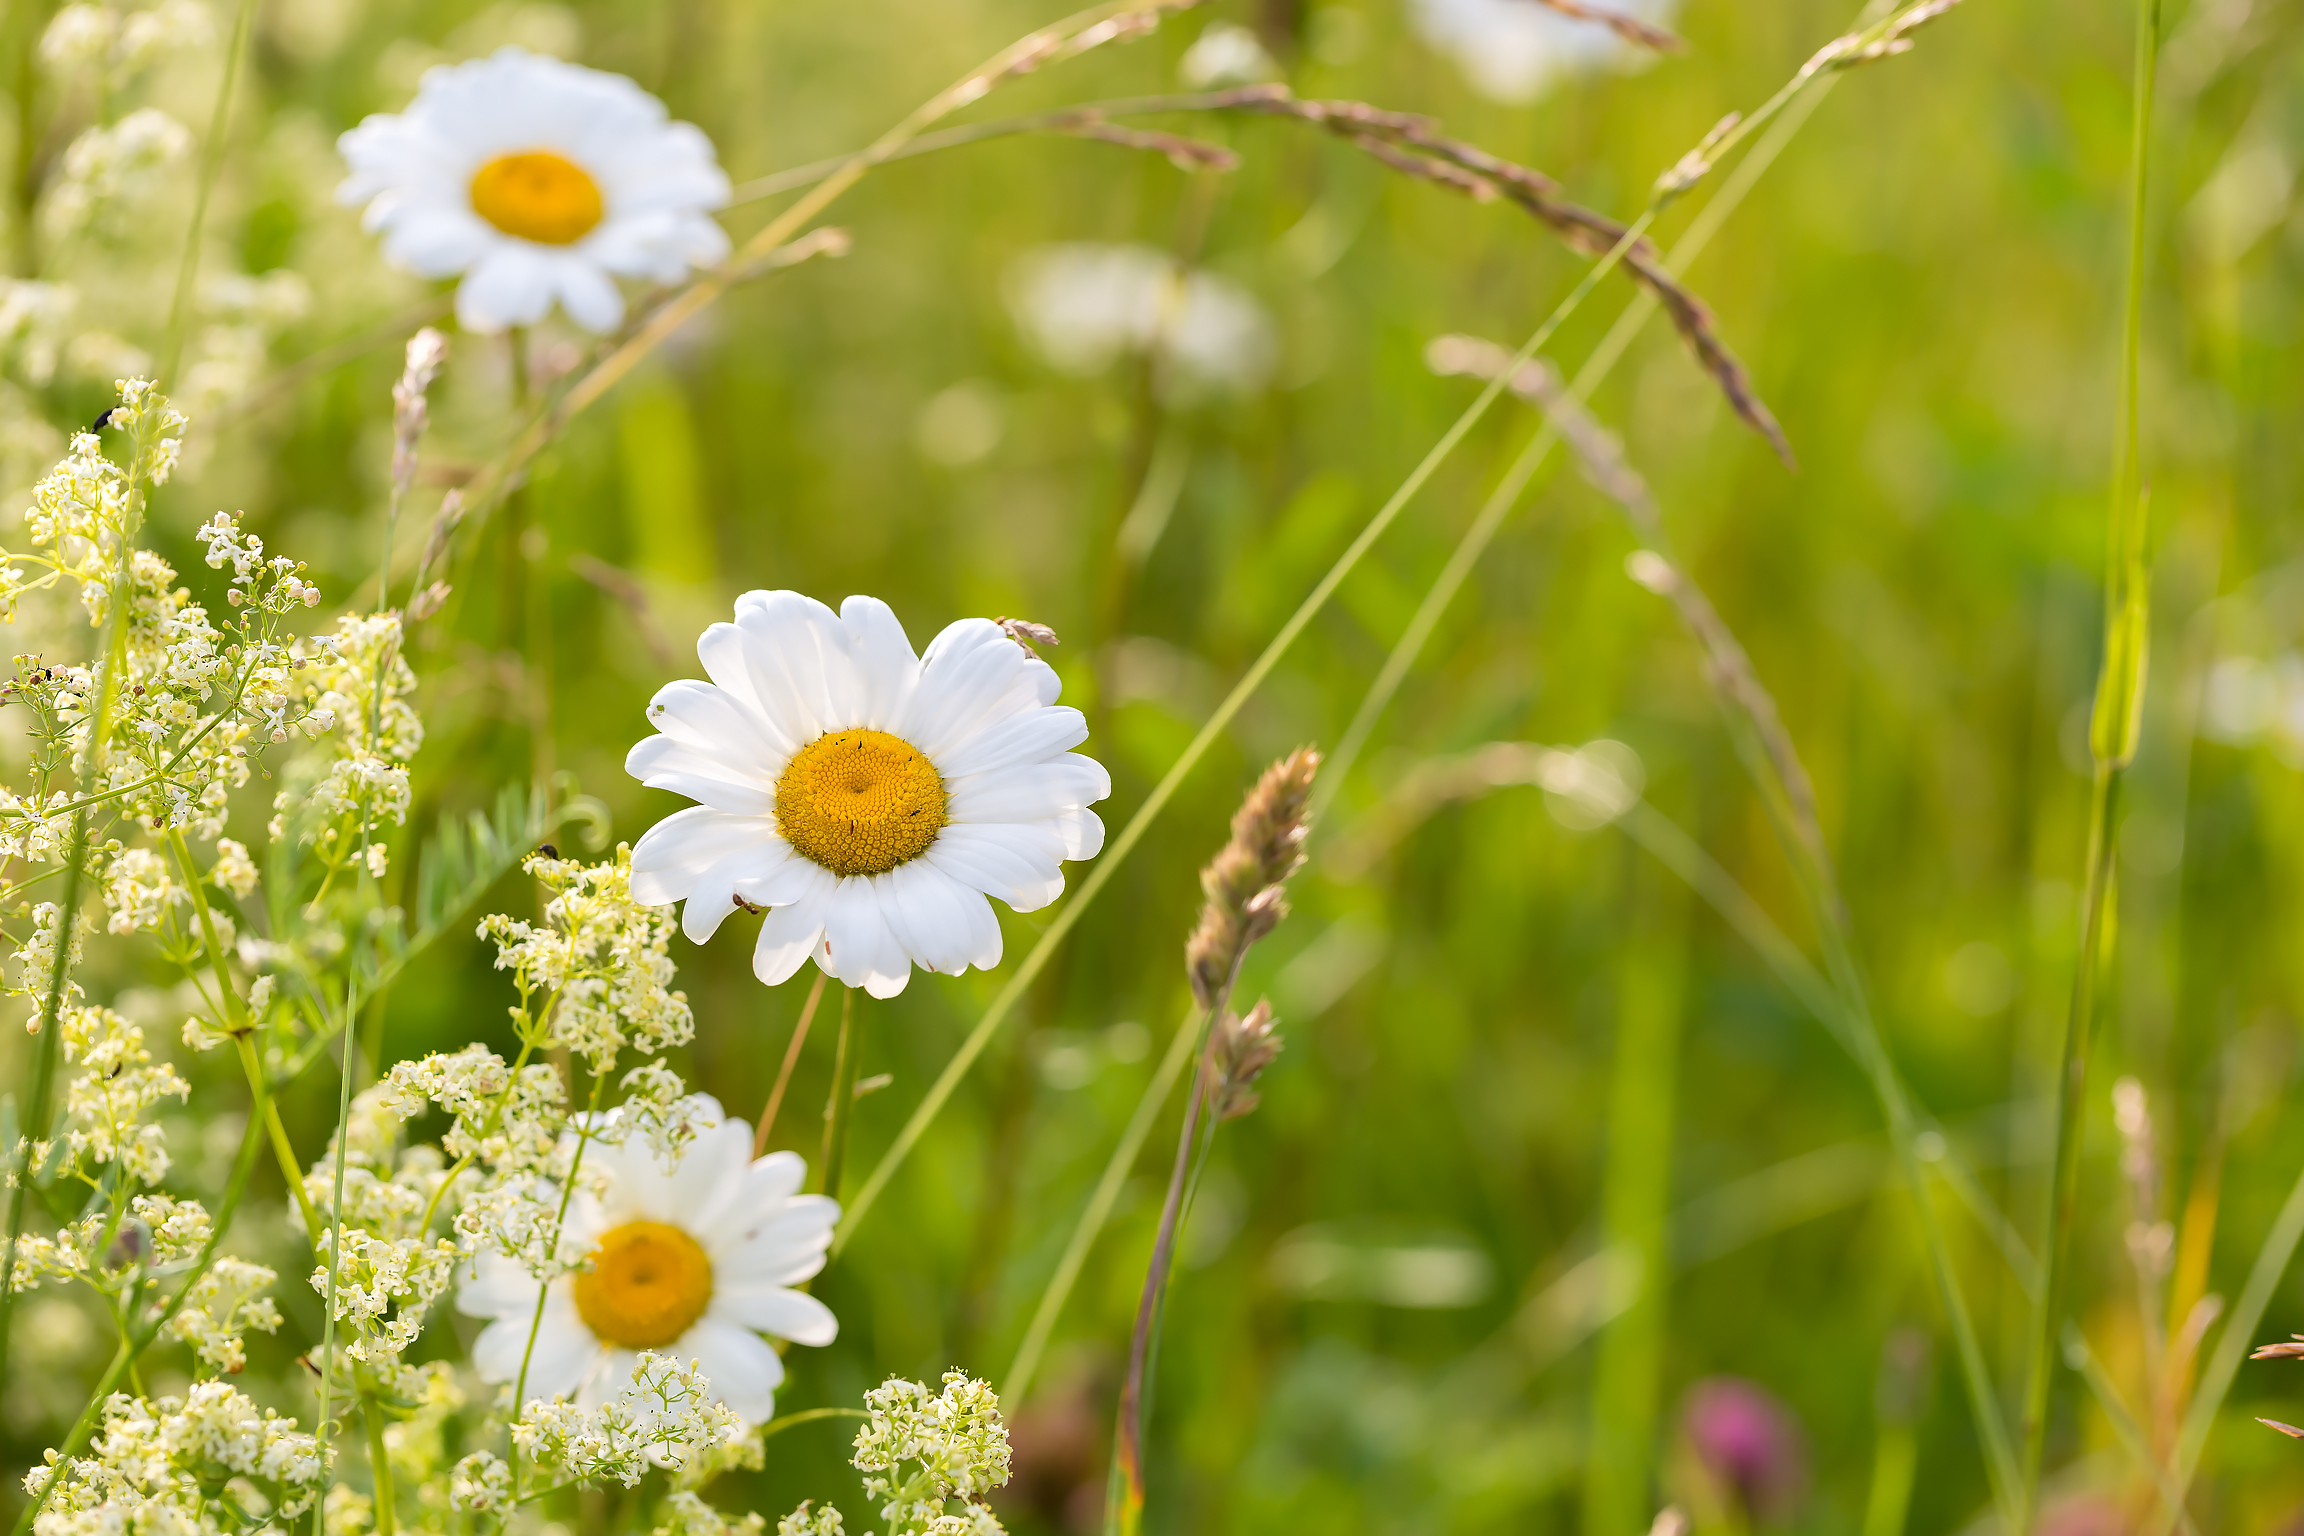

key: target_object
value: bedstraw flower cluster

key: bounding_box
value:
[839,1372,1014,1536]
[26,1383,326,1536]
[479,846,694,1073]
[506,1354,755,1490]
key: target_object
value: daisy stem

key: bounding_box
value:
[818,986,862,1199]
[755,971,828,1158]
[159,0,256,389]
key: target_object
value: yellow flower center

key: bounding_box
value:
[468,151,604,245]
[775,729,948,878]
[572,1221,712,1349]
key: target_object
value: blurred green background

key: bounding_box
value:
[5,0,2304,1529]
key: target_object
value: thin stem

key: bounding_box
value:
[365,1399,397,1536]
[2018,762,2121,1504]
[1625,816,2020,1521]
[237,1032,322,1240]
[759,1406,870,1442]
[819,987,861,1199]
[12,1052,273,1536]
[0,475,139,1395]
[1316,57,1842,809]
[2017,0,2161,1510]
[509,1071,610,1501]
[1002,1006,1202,1405]
[159,0,257,386]
[835,218,1651,1254]
[755,971,827,1157]
[314,808,383,1535]
[448,0,1166,537]
[1109,1010,1222,1536]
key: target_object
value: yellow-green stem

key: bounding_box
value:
[835,214,1654,1255]
[366,1399,397,1536]
[236,1031,321,1241]
[819,987,861,1200]
[159,0,257,385]
[2016,0,2160,1514]
[2017,762,2124,1516]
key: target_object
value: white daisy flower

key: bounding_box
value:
[1408,0,1678,104]
[457,1101,836,1424]
[336,47,731,335]
[625,591,1111,999]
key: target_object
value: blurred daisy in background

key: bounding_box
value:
[458,1102,837,1423]
[337,47,730,333]
[1409,0,1678,104]
[1006,242,1276,400]
[626,592,1110,999]
[1179,21,1279,88]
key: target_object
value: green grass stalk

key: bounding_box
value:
[1315,65,1838,809]
[833,217,1652,1253]
[2016,0,2162,1517]
[820,987,862,1199]
[1583,901,1688,1536]
[1002,1004,1202,1405]
[159,0,257,387]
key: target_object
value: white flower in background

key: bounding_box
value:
[1006,243,1275,398]
[457,1101,838,1423]
[1408,0,1677,104]
[2205,652,2304,767]
[336,47,731,333]
[0,280,78,385]
[625,592,1111,999]
[1180,21,1278,87]
[42,107,192,239]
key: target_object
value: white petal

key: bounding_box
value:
[821,875,913,997]
[901,620,1057,760]
[708,1285,838,1346]
[679,1318,784,1423]
[923,823,1067,911]
[576,1347,641,1411]
[380,203,494,276]
[944,757,1112,823]
[930,704,1089,779]
[714,1195,840,1285]
[455,1253,541,1320]
[643,677,797,768]
[838,595,922,731]
[626,736,776,816]
[456,245,555,332]
[738,590,873,737]
[551,256,626,333]
[753,872,834,985]
[878,860,1000,976]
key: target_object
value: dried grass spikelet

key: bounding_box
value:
[1184,746,1319,1010]
[1207,86,1795,468]
[1208,997,1283,1122]
[1522,0,1686,52]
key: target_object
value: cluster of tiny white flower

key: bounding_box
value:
[479,846,694,1073]
[508,1353,757,1490]
[775,1373,1016,1536]
[164,1257,284,1376]
[26,1382,327,1536]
